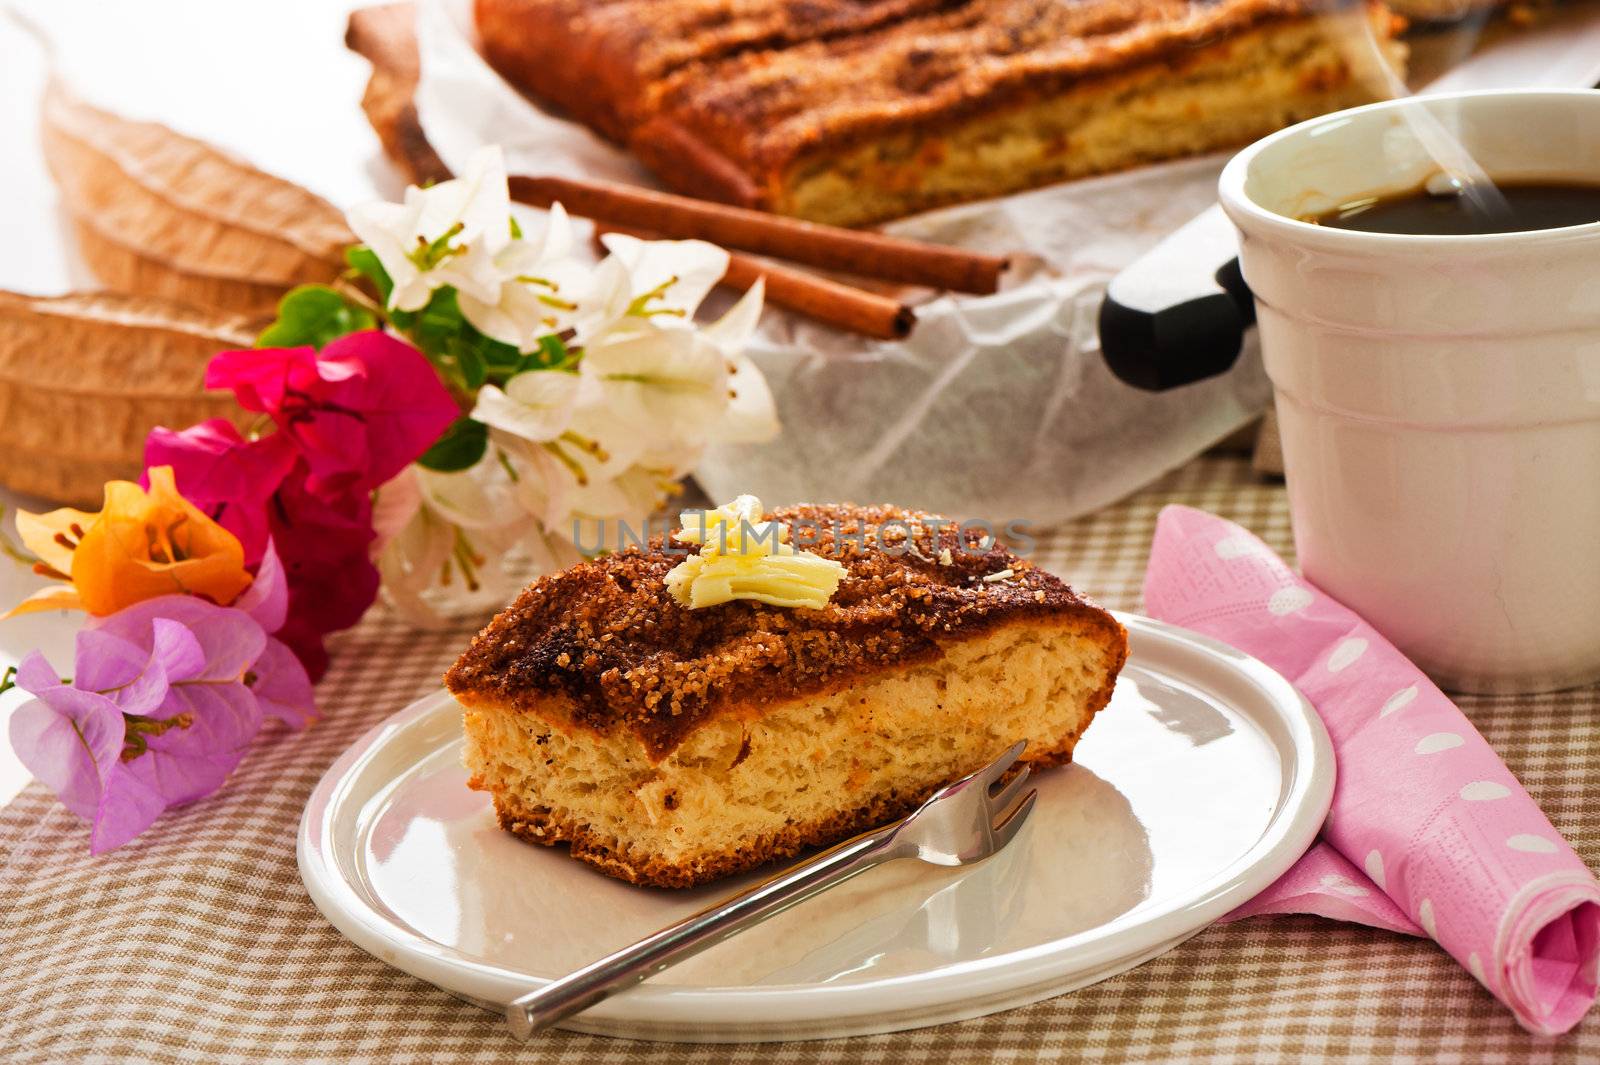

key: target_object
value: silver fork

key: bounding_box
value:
[504,740,1038,1040]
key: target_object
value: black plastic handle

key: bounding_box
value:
[1098,205,1255,392]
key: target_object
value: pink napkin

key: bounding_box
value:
[1143,505,1600,1035]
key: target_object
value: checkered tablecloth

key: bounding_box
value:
[4,455,1598,1063]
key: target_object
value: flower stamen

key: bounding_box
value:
[541,442,589,486]
[408,221,467,271]
[120,711,196,761]
[496,449,521,483]
[453,528,484,593]
[626,276,688,319]
[558,431,609,463]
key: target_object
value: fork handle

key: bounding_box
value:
[504,824,901,1040]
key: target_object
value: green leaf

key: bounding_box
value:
[409,287,463,359]
[345,245,394,304]
[417,416,489,472]
[519,333,576,373]
[397,287,527,392]
[256,285,375,349]
[449,336,488,391]
[477,336,524,378]
[363,265,572,393]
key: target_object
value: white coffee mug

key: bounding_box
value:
[1219,89,1600,693]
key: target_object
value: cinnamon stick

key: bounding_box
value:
[514,174,1007,295]
[597,224,915,340]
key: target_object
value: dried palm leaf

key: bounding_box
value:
[0,291,255,506]
[40,79,354,314]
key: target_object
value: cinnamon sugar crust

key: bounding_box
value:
[639,0,1318,176]
[474,0,955,141]
[475,0,1402,222]
[445,502,1121,761]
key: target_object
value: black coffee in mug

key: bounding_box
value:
[1307,181,1600,235]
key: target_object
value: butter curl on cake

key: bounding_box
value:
[665,495,845,610]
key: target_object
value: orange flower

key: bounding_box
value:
[6,466,252,618]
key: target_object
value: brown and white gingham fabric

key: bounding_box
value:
[4,456,1599,1064]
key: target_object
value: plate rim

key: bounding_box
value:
[297,611,1334,1034]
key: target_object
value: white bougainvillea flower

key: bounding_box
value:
[375,503,457,625]
[493,416,677,537]
[578,279,775,456]
[567,465,671,527]
[603,234,730,320]
[471,366,646,534]
[470,367,583,445]
[413,459,525,533]
[496,437,573,532]
[496,429,613,532]
[364,211,783,601]
[581,324,729,437]
[566,465,684,551]
[346,145,512,313]
[699,274,764,355]
[455,203,590,351]
[574,234,731,344]
[369,467,426,558]
[375,454,561,627]
[696,281,779,444]
[718,352,780,444]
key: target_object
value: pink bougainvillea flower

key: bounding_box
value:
[205,330,459,499]
[8,608,255,853]
[144,420,298,566]
[101,548,318,734]
[270,616,330,686]
[234,537,289,631]
[7,660,127,833]
[7,561,316,854]
[246,636,318,730]
[230,541,317,729]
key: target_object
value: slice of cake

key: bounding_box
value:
[445,500,1127,888]
[475,0,1406,225]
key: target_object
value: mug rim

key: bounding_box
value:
[1218,88,1600,249]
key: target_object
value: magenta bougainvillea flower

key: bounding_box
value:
[205,331,460,499]
[144,420,297,566]
[146,331,459,678]
[6,543,314,853]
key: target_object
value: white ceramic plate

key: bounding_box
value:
[298,612,1333,1042]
